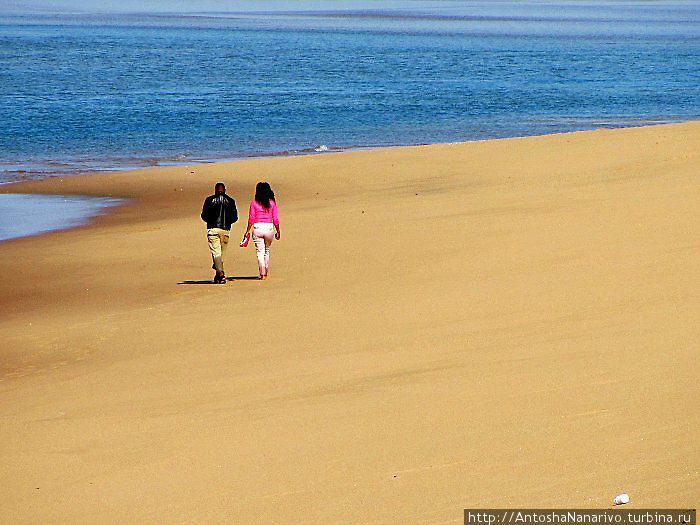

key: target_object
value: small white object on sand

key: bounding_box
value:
[613,493,630,505]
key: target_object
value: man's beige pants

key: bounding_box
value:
[207,228,230,273]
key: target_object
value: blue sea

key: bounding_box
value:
[0,1,699,184]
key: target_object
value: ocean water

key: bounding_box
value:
[0,1,699,183]
[0,194,123,241]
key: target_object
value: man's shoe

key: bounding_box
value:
[219,274,227,284]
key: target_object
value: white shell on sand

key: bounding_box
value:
[613,493,630,505]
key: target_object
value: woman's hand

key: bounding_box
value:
[275,231,281,240]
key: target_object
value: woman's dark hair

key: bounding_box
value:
[255,182,275,209]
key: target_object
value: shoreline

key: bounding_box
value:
[0,120,696,246]
[0,194,124,243]
[1,117,694,187]
[1,121,697,521]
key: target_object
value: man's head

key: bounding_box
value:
[214,182,226,194]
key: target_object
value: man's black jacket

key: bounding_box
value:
[201,193,238,230]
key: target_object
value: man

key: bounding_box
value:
[201,182,238,284]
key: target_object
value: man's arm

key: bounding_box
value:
[201,198,210,222]
[229,198,238,224]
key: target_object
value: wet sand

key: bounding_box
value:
[0,122,698,523]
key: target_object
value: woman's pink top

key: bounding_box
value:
[248,199,280,225]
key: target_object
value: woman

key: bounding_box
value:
[243,182,281,280]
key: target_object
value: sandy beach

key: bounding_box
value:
[1,122,698,523]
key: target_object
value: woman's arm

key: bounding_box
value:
[244,201,255,237]
[273,201,280,239]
